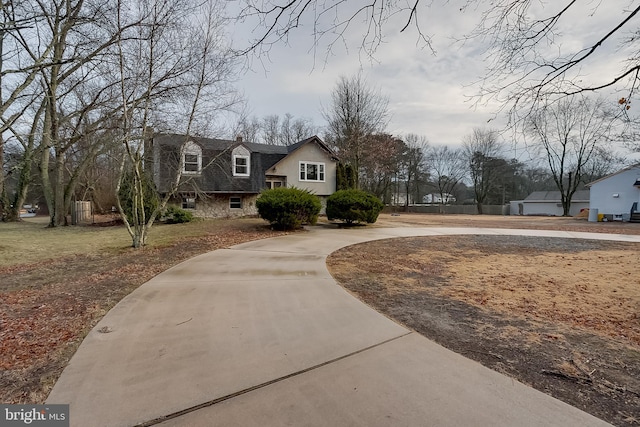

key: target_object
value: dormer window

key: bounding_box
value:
[182,141,202,175]
[184,154,199,172]
[233,155,250,176]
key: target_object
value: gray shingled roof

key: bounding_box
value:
[152,134,290,154]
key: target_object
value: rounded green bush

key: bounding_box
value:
[256,187,321,230]
[326,189,384,225]
[165,205,194,224]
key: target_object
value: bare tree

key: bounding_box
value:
[114,0,240,247]
[236,0,433,59]
[0,0,240,233]
[581,146,625,184]
[323,73,389,188]
[235,1,640,118]
[468,3,640,116]
[0,1,57,220]
[235,113,261,142]
[75,136,124,213]
[427,145,466,210]
[0,0,134,226]
[463,128,504,214]
[280,113,317,145]
[527,95,616,216]
[1,99,47,222]
[400,134,429,207]
[234,112,317,145]
[359,133,404,201]
[261,114,280,145]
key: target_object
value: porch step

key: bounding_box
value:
[630,212,640,223]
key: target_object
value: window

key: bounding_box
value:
[182,197,196,209]
[299,162,325,182]
[233,155,250,176]
[266,179,285,189]
[230,197,242,209]
[184,154,199,173]
[182,141,202,174]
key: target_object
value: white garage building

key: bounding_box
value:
[587,164,640,221]
[511,190,590,216]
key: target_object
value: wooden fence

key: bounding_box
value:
[384,204,509,215]
[72,201,92,224]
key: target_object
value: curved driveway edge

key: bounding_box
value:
[47,227,639,426]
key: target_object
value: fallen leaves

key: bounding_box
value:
[0,220,287,404]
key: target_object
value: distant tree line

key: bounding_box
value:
[321,74,624,215]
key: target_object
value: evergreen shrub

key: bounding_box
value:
[326,189,384,225]
[256,187,321,230]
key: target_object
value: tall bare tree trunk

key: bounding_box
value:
[54,152,66,225]
[0,140,6,221]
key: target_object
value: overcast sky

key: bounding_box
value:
[230,1,636,159]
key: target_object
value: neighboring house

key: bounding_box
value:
[145,134,338,217]
[513,190,590,216]
[422,193,456,204]
[391,190,409,206]
[587,164,640,221]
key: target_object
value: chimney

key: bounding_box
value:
[236,135,243,143]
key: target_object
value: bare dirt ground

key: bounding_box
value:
[328,214,640,427]
[373,211,640,235]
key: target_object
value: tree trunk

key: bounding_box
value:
[8,146,35,222]
[562,195,571,216]
[0,141,7,221]
[40,134,55,228]
[53,151,67,226]
[132,233,141,248]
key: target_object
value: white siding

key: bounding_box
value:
[232,145,250,157]
[266,143,337,196]
[522,202,563,216]
[522,200,589,216]
[590,166,640,215]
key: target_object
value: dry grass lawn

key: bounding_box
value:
[327,228,640,426]
[0,216,288,403]
[2,212,639,424]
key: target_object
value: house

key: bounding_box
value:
[422,193,456,204]
[512,190,590,216]
[587,164,640,221]
[145,134,339,217]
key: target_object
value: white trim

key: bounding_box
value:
[182,141,202,175]
[299,161,325,182]
[182,197,196,210]
[233,155,250,177]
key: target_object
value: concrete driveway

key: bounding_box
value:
[47,226,639,426]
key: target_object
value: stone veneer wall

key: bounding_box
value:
[177,193,328,218]
[191,194,258,218]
